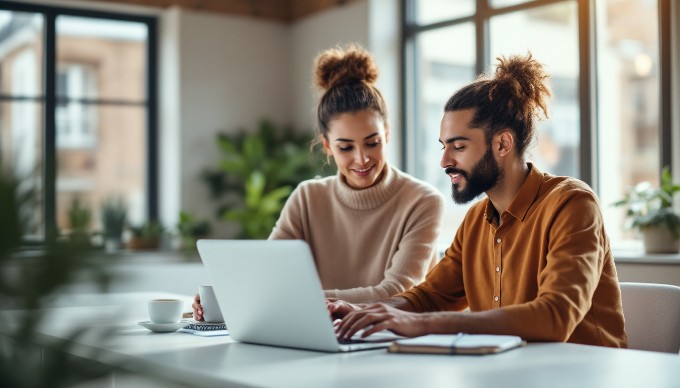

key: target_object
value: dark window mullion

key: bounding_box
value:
[146,17,158,221]
[659,0,672,172]
[578,0,596,189]
[43,11,57,241]
[476,0,489,74]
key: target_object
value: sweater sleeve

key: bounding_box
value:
[324,191,445,303]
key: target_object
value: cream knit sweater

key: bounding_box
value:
[269,165,445,303]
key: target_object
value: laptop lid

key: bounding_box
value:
[196,239,393,352]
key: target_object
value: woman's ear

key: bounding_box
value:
[322,137,332,156]
[384,121,390,144]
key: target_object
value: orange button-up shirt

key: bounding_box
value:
[401,164,627,347]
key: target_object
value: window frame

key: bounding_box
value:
[0,0,158,242]
[401,0,674,197]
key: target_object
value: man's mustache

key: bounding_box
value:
[445,167,467,177]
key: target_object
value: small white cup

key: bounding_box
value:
[148,299,184,323]
[199,285,224,323]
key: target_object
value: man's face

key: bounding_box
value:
[439,109,502,204]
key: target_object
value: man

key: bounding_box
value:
[330,54,627,347]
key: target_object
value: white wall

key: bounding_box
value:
[170,9,293,235]
[290,1,370,132]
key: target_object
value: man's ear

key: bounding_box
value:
[494,130,514,157]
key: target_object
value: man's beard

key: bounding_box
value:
[446,146,502,204]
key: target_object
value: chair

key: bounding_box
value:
[619,282,680,353]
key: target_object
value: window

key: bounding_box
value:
[403,0,675,249]
[0,2,157,241]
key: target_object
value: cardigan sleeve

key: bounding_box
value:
[324,191,445,303]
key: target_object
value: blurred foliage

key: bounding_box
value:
[202,119,333,239]
[66,196,93,245]
[0,160,115,387]
[177,211,211,255]
[100,195,127,241]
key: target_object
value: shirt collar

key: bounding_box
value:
[484,162,543,223]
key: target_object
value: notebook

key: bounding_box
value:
[389,333,526,355]
[196,239,403,352]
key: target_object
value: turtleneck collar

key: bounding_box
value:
[333,164,404,211]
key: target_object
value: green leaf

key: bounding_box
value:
[245,171,266,208]
[243,135,265,164]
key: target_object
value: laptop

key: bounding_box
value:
[196,239,403,352]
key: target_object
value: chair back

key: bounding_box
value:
[619,282,680,353]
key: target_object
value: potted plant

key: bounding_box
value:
[100,195,127,252]
[128,220,164,250]
[613,166,680,253]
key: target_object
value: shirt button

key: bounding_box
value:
[496,238,501,243]
[495,266,500,272]
[494,296,499,302]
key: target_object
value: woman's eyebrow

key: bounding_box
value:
[335,132,380,142]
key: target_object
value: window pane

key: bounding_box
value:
[596,0,659,248]
[412,24,476,244]
[56,105,147,235]
[489,1,580,178]
[0,10,43,97]
[0,101,44,238]
[56,16,147,102]
[415,0,475,25]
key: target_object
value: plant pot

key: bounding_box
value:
[641,226,680,254]
[128,236,161,251]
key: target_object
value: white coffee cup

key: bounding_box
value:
[148,299,184,324]
[199,285,224,322]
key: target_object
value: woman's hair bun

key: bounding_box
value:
[314,44,378,90]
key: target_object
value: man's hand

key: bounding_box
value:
[334,303,429,340]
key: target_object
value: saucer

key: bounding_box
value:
[138,320,191,333]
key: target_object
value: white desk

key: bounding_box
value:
[2,292,679,388]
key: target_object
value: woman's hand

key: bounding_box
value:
[192,293,204,321]
[325,298,360,320]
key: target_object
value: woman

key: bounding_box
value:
[193,44,444,320]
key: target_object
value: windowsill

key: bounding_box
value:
[12,248,201,264]
[612,249,680,265]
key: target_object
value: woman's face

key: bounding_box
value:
[323,109,389,190]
